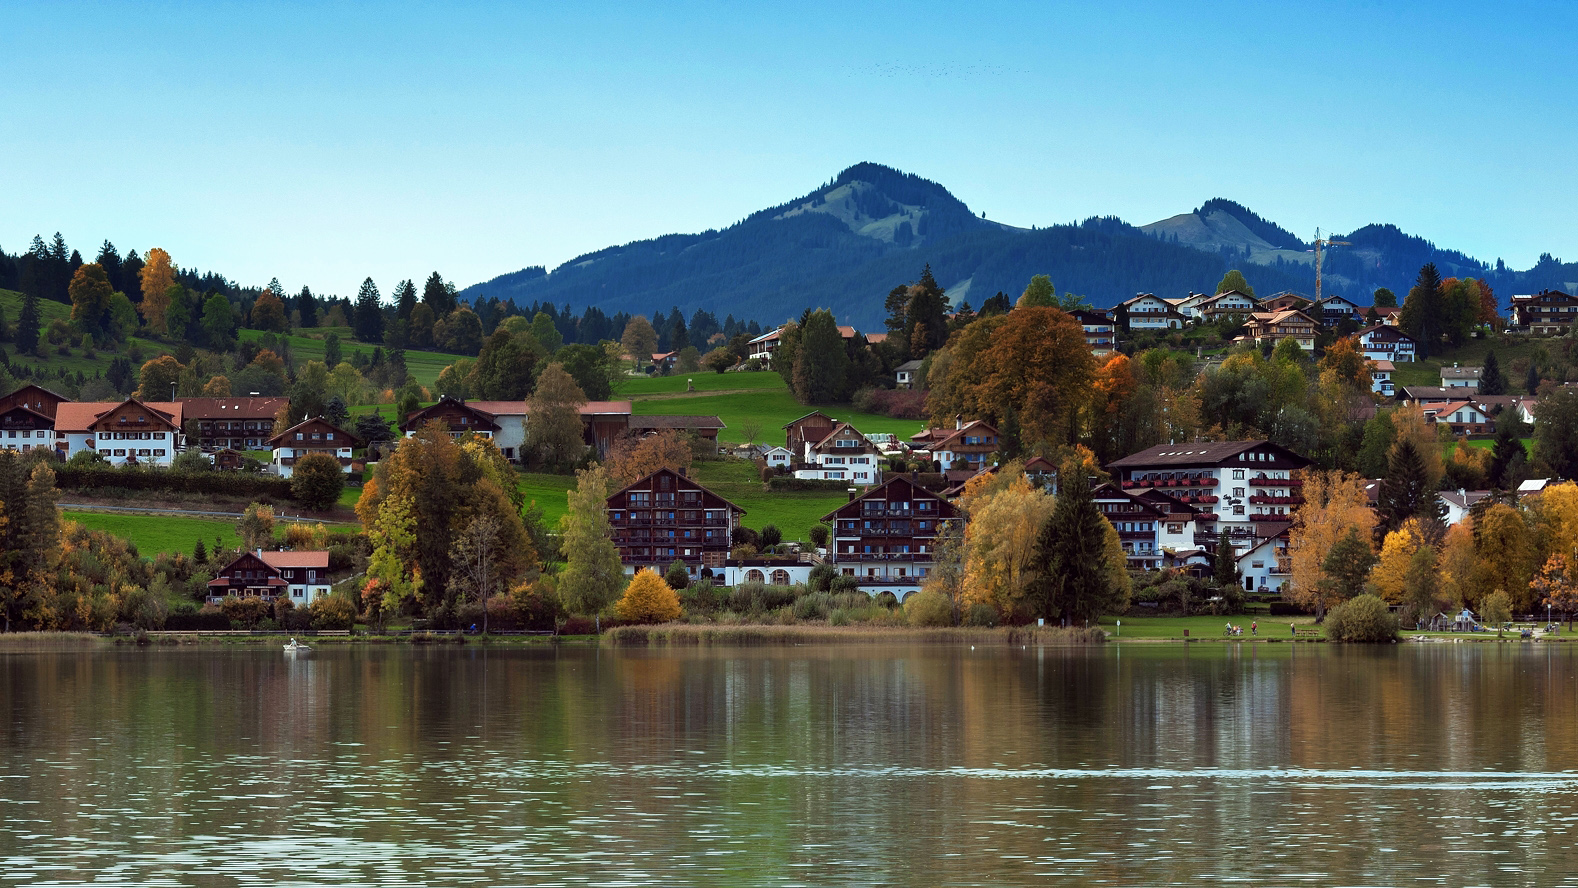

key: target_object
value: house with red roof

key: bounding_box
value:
[207,549,333,605]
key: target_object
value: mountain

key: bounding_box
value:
[462,163,1576,327]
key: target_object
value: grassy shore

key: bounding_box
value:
[603,623,1107,646]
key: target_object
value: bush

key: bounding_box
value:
[905,589,954,627]
[616,568,683,624]
[220,596,270,628]
[765,477,850,492]
[510,578,563,630]
[964,602,999,627]
[760,525,782,548]
[309,595,357,630]
[1325,594,1398,643]
[54,465,294,499]
[829,575,859,595]
[1269,600,1313,616]
[807,563,836,592]
[809,525,830,549]
[833,590,871,611]
[664,560,690,590]
[875,591,899,609]
[793,592,833,621]
[291,452,347,511]
[164,608,232,631]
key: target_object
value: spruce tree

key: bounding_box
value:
[393,279,417,321]
[354,277,384,343]
[1480,350,1507,395]
[1377,438,1444,535]
[1526,362,1541,395]
[16,289,40,354]
[297,286,318,329]
[1399,263,1444,358]
[790,310,849,404]
[1489,413,1527,490]
[1033,467,1117,625]
[1214,528,1239,589]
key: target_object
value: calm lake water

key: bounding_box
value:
[3,642,1578,886]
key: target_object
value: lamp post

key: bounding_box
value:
[1116,619,1121,637]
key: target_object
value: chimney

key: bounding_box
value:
[848,487,858,502]
[955,413,963,430]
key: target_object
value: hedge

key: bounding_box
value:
[765,477,854,492]
[1269,601,1312,616]
[54,466,295,500]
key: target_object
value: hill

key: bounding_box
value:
[462,162,1577,326]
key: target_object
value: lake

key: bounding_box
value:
[2,641,1578,885]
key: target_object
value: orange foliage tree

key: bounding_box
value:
[1287,470,1378,617]
[605,429,693,485]
[139,247,176,333]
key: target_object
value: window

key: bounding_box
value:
[1233,505,1245,515]
[1233,488,1244,498]
[296,433,304,440]
[1232,469,1244,480]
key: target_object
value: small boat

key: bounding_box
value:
[284,638,312,654]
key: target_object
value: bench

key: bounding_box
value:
[1293,628,1321,639]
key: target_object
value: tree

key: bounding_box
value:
[1481,589,1513,632]
[525,363,588,469]
[703,347,736,373]
[1018,274,1056,308]
[1480,350,1507,396]
[1032,466,1127,625]
[251,287,287,332]
[1320,526,1377,604]
[1373,287,1397,308]
[1377,438,1445,537]
[1213,528,1238,589]
[68,264,114,343]
[1526,361,1542,396]
[558,464,623,616]
[136,355,184,399]
[791,309,850,404]
[291,452,346,511]
[1475,503,1536,611]
[201,293,237,348]
[1216,269,1255,297]
[434,306,482,355]
[1401,544,1441,624]
[605,429,693,484]
[16,290,40,354]
[139,248,175,333]
[353,278,384,343]
[1371,519,1427,602]
[1399,263,1444,358]
[422,271,456,315]
[1533,554,1578,627]
[1324,594,1398,642]
[1288,471,1378,617]
[621,316,658,366]
[449,512,505,633]
[615,568,682,624]
[237,502,275,551]
[1489,410,1529,490]
[664,560,690,590]
[1535,387,1578,480]
[469,328,543,399]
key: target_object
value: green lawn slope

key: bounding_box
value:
[626,370,927,445]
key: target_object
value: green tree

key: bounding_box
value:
[525,363,588,469]
[1535,387,1578,480]
[1018,274,1056,307]
[298,285,318,328]
[703,347,735,373]
[323,332,343,368]
[1489,410,1529,489]
[1526,362,1541,395]
[201,293,237,348]
[530,311,564,353]
[421,271,456,315]
[1402,544,1440,624]
[291,452,346,511]
[1399,263,1444,358]
[16,289,41,354]
[791,309,851,404]
[68,263,114,343]
[469,328,544,399]
[1373,287,1397,308]
[1216,269,1255,297]
[393,279,417,322]
[620,316,658,367]
[435,307,483,355]
[353,277,384,343]
[1033,467,1123,625]
[1377,437,1444,536]
[1320,526,1377,604]
[1214,528,1238,589]
[558,463,623,616]
[1480,349,1507,396]
[449,512,505,633]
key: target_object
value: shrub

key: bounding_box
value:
[875,591,899,609]
[616,568,683,624]
[965,602,999,627]
[829,575,859,595]
[1325,594,1398,643]
[291,452,347,511]
[760,525,782,548]
[678,583,724,615]
[808,564,836,592]
[833,590,870,611]
[905,589,954,627]
[809,525,830,549]
[220,596,270,628]
[793,592,833,621]
[664,560,691,590]
[510,578,563,630]
[560,615,600,635]
[1270,600,1312,616]
[309,595,357,630]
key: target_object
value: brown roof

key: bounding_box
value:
[260,551,330,570]
[267,416,362,447]
[629,414,726,430]
[54,400,183,433]
[1107,440,1310,469]
[177,397,287,420]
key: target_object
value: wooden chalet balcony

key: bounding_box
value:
[1249,495,1304,505]
[1249,475,1301,487]
[1249,513,1292,522]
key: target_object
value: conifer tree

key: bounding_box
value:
[354,278,384,343]
[393,279,417,321]
[1214,528,1239,589]
[1489,412,1528,490]
[791,309,849,404]
[422,271,456,315]
[1526,362,1541,395]
[1399,263,1444,358]
[297,286,318,329]
[1480,350,1507,396]
[1320,527,1377,604]
[1033,466,1120,625]
[1377,438,1444,536]
[16,289,40,354]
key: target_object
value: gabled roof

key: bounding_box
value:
[1312,294,1361,308]
[895,359,925,372]
[0,403,55,425]
[401,396,501,431]
[1400,386,1457,402]
[1372,360,1395,372]
[267,416,363,447]
[819,475,955,522]
[629,414,726,431]
[54,399,183,433]
[260,550,331,570]
[177,396,288,419]
[911,419,997,451]
[1107,440,1311,469]
[811,421,872,450]
[1358,324,1416,342]
[610,467,745,514]
[782,410,836,430]
[1427,401,1487,420]
[1440,366,1483,380]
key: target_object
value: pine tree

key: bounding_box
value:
[1489,413,1528,490]
[194,538,207,563]
[394,279,417,321]
[422,271,456,315]
[1399,263,1444,358]
[297,286,318,329]
[354,277,384,343]
[16,289,40,354]
[791,310,849,404]
[1377,438,1444,536]
[1526,362,1541,395]
[1480,350,1507,396]
[1033,467,1119,625]
[1214,528,1238,589]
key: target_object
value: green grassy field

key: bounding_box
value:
[1097,614,1318,639]
[627,371,926,445]
[1388,333,1551,392]
[64,510,244,557]
[238,328,464,390]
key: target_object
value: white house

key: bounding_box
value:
[1236,530,1291,594]
[1441,365,1482,390]
[1439,489,1492,526]
[762,445,793,469]
[720,560,816,587]
[1357,325,1417,363]
[1196,289,1259,321]
[1371,359,1395,397]
[795,421,881,485]
[1116,293,1187,330]
[268,417,361,479]
[895,359,925,388]
[54,398,184,467]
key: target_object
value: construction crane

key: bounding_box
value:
[1312,228,1350,303]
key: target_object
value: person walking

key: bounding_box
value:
[1251,621,1257,637]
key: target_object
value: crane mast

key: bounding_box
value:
[1313,227,1351,303]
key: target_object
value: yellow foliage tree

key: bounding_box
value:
[1372,518,1426,603]
[1437,520,1479,609]
[1475,502,1537,611]
[1526,482,1578,565]
[202,375,232,396]
[1287,471,1377,615]
[616,568,682,624]
[1390,406,1445,491]
[961,476,1055,616]
[139,248,176,334]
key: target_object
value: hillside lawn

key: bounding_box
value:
[2,287,171,379]
[1097,614,1319,639]
[237,328,463,390]
[64,510,244,557]
[628,370,927,445]
[1387,333,1553,392]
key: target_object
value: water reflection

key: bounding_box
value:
[1,643,1577,885]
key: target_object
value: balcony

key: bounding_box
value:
[1249,513,1292,522]
[1249,475,1301,487]
[1249,495,1304,506]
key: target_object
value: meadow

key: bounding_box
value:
[64,510,244,557]
[626,369,926,445]
[238,328,463,390]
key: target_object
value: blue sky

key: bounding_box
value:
[3,1,1574,300]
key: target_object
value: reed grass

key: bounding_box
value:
[603,623,1107,646]
[0,632,108,648]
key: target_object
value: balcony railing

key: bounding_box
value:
[1248,495,1304,506]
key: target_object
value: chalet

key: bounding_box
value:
[606,467,744,577]
[1310,294,1364,327]
[650,352,679,373]
[1236,522,1291,594]
[55,398,183,467]
[796,421,881,485]
[0,385,60,454]
[207,549,333,605]
[177,396,287,451]
[1424,401,1493,436]
[1071,309,1116,356]
[746,328,781,364]
[0,384,68,420]
[1357,325,1417,363]
[628,415,727,453]
[821,476,957,598]
[401,397,502,442]
[1440,365,1482,390]
[1440,489,1493,526]
[762,445,793,469]
[784,411,838,454]
[1371,305,1402,326]
[895,359,925,388]
[909,419,999,473]
[1398,386,1457,406]
[1107,440,1312,550]
[1092,482,1200,571]
[1259,291,1313,313]
[268,416,362,478]
[1238,310,1318,351]
[1171,292,1215,320]
[1510,289,1578,334]
[1371,359,1395,397]
[400,395,633,459]
[1196,289,1259,321]
[212,448,247,471]
[1115,293,1186,330]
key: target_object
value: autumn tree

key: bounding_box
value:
[525,362,588,469]
[1371,519,1427,602]
[1533,554,1578,627]
[251,287,288,332]
[558,463,623,617]
[960,476,1055,618]
[136,355,184,399]
[616,568,682,624]
[449,512,506,632]
[605,429,693,485]
[1475,502,1537,611]
[291,452,346,511]
[69,264,115,343]
[237,502,275,551]
[139,248,175,333]
[1287,471,1377,617]
[621,316,658,366]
